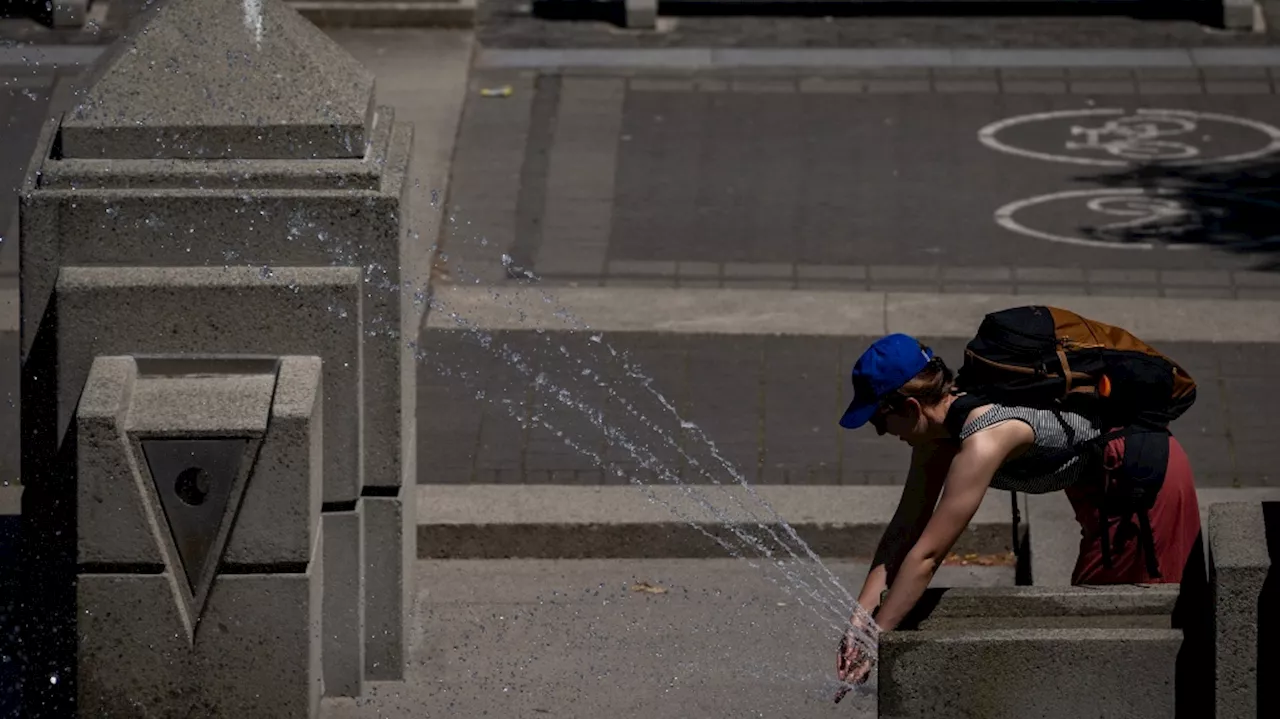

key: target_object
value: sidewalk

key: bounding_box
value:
[320,558,1011,719]
[417,316,1279,489]
[443,61,1280,295]
[422,48,1280,495]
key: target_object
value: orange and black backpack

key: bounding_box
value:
[943,305,1198,578]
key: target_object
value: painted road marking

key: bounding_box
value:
[978,109,1280,167]
[994,188,1280,250]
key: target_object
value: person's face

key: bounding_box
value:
[871,397,929,445]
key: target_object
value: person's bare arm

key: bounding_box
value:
[871,422,1029,632]
[854,442,956,614]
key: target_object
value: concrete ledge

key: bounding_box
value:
[902,585,1179,627]
[427,286,1280,343]
[416,485,1020,559]
[476,46,1280,70]
[879,627,1181,719]
[290,0,476,27]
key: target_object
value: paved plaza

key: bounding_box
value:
[2,2,1279,717]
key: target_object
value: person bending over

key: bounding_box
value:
[833,333,1201,689]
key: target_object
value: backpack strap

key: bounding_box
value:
[944,393,986,439]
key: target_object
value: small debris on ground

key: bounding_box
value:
[943,551,1017,567]
[480,85,513,98]
[630,581,668,594]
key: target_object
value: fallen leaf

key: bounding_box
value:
[942,551,1016,567]
[630,581,668,594]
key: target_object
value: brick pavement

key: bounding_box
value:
[415,328,1280,489]
[443,65,1280,300]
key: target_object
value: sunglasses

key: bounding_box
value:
[869,394,908,435]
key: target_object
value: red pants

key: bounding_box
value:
[1064,433,1201,585]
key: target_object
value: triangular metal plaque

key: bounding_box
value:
[141,438,253,628]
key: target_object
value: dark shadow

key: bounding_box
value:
[1172,529,1213,719]
[532,0,1221,26]
[0,1,54,26]
[1015,529,1034,586]
[1260,502,1279,716]
[892,586,950,631]
[0,514,19,719]
[18,295,76,719]
[1075,152,1280,271]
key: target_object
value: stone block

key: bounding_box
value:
[57,266,363,504]
[50,0,90,28]
[75,357,159,566]
[62,0,375,160]
[878,627,1180,719]
[1209,501,1276,719]
[879,586,1183,719]
[322,509,364,698]
[21,112,414,499]
[77,547,323,718]
[362,486,415,681]
[1223,0,1259,31]
[224,356,323,565]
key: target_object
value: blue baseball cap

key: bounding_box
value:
[839,333,934,430]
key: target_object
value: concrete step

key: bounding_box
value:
[289,0,477,27]
[415,484,1025,559]
[1026,487,1280,586]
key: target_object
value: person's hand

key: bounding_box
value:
[834,607,879,703]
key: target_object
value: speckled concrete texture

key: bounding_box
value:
[20,107,413,499]
[1209,501,1275,719]
[61,0,375,159]
[77,536,324,718]
[362,488,414,682]
[56,266,363,503]
[878,626,1180,719]
[322,509,365,698]
[221,356,323,566]
[74,356,158,566]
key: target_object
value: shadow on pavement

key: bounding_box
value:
[1074,154,1280,270]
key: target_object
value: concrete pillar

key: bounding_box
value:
[18,0,419,714]
[1209,501,1277,719]
[75,355,324,716]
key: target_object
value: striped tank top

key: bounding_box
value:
[958,404,1101,494]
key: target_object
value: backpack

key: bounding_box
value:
[943,305,1197,579]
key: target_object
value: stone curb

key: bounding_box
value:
[289,0,477,28]
[476,47,1280,70]
[415,485,1023,559]
[426,285,1280,343]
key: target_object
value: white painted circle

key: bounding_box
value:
[978,108,1280,167]
[994,188,1280,250]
